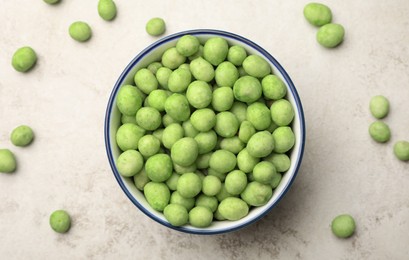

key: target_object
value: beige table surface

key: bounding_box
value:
[1,0,409,259]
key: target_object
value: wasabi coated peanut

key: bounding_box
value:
[264,153,291,172]
[230,102,247,123]
[98,0,117,21]
[10,125,34,147]
[189,57,215,82]
[247,131,275,158]
[156,67,172,89]
[242,55,271,78]
[393,141,409,161]
[214,112,239,138]
[331,214,356,238]
[253,161,277,185]
[262,75,287,100]
[190,109,216,132]
[170,191,195,211]
[164,204,188,226]
[147,62,162,75]
[241,181,273,206]
[188,45,204,61]
[218,197,249,221]
[237,148,259,173]
[247,102,272,130]
[177,172,202,198]
[219,137,245,154]
[186,81,213,109]
[194,131,217,154]
[144,182,170,211]
[212,87,234,112]
[266,121,279,133]
[49,210,71,233]
[69,21,92,42]
[148,89,168,112]
[196,152,212,169]
[317,23,345,48]
[227,45,247,66]
[138,135,160,157]
[134,68,158,95]
[168,68,192,93]
[303,3,332,27]
[270,99,295,126]
[370,95,389,119]
[162,47,186,69]
[202,175,222,196]
[0,149,17,173]
[152,129,164,143]
[238,66,247,77]
[145,154,173,182]
[215,61,239,88]
[369,121,391,143]
[12,47,37,72]
[189,206,213,228]
[116,150,144,177]
[203,37,229,66]
[238,121,256,143]
[116,123,145,151]
[162,123,184,149]
[171,137,198,166]
[224,170,247,195]
[133,169,150,190]
[273,126,295,153]
[270,173,282,189]
[182,120,199,138]
[176,35,200,57]
[167,172,182,190]
[163,114,179,127]
[209,149,236,174]
[43,0,60,4]
[174,163,197,174]
[116,85,143,116]
[121,114,136,124]
[233,76,262,103]
[195,194,218,212]
[216,183,236,202]
[214,208,226,221]
[136,107,161,131]
[145,17,166,36]
[165,93,190,121]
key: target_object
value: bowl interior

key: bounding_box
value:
[105,30,305,234]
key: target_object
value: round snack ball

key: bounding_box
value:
[270,99,294,126]
[317,23,345,48]
[264,153,291,172]
[224,170,247,195]
[215,61,239,88]
[238,66,247,77]
[218,197,249,221]
[262,75,287,100]
[331,214,356,238]
[194,131,217,154]
[11,46,37,72]
[162,123,184,149]
[214,112,239,138]
[186,81,213,109]
[98,0,117,21]
[214,208,226,221]
[163,114,180,127]
[190,109,216,132]
[247,131,275,158]
[303,2,332,27]
[209,150,236,174]
[144,182,170,211]
[272,127,295,154]
[69,21,92,42]
[190,57,215,82]
[370,95,389,119]
[253,161,277,185]
[136,107,161,131]
[145,154,173,182]
[242,55,271,78]
[203,37,229,66]
[176,35,200,57]
[241,181,273,206]
[196,152,212,169]
[230,101,248,123]
[146,17,166,36]
[134,68,158,95]
[238,121,256,143]
[148,89,168,112]
[168,68,192,93]
[116,150,144,177]
[116,85,143,116]
[270,173,282,189]
[188,45,204,60]
[202,175,222,196]
[133,169,150,190]
[49,210,71,233]
[0,149,17,173]
[116,123,145,151]
[156,67,172,89]
[237,148,259,173]
[177,172,202,198]
[173,163,197,174]
[369,121,391,143]
[162,47,186,70]
[165,94,191,122]
[247,102,272,130]
[212,87,234,112]
[227,45,247,66]
[189,206,213,228]
[43,0,60,4]
[233,76,262,103]
[10,125,34,147]
[170,191,195,211]
[195,194,218,212]
[216,183,236,202]
[165,173,180,191]
[152,129,164,143]
[219,137,245,154]
[393,141,409,161]
[147,62,162,75]
[138,135,161,157]
[164,204,188,226]
[182,120,199,138]
[171,137,198,166]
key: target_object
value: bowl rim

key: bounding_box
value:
[104,29,306,235]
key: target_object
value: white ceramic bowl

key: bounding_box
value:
[105,29,305,234]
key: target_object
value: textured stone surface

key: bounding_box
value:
[1,0,409,259]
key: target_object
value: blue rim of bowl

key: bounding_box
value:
[104,29,306,235]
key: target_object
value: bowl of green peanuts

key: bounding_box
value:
[105,29,305,234]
